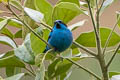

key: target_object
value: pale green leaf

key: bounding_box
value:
[0,19,9,31]
[0,36,17,48]
[68,19,87,31]
[24,7,44,23]
[100,0,114,14]
[15,34,35,64]
[35,63,45,80]
[5,73,25,80]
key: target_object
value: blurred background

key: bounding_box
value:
[0,0,120,80]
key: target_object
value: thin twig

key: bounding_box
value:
[25,67,36,76]
[28,64,35,74]
[65,58,101,80]
[73,42,97,57]
[103,16,120,55]
[106,44,120,68]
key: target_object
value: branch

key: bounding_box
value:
[106,44,120,68]
[86,0,109,80]
[73,42,97,57]
[103,16,120,55]
[25,67,36,76]
[65,58,101,80]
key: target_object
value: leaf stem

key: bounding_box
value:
[106,44,120,68]
[25,67,36,76]
[65,58,101,80]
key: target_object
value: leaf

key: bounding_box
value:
[14,30,22,38]
[10,0,23,11]
[76,28,120,47]
[35,63,45,80]
[0,28,14,39]
[14,34,35,64]
[61,49,72,58]
[0,19,9,31]
[0,36,17,48]
[68,19,87,31]
[100,0,114,14]
[60,71,72,80]
[109,72,120,78]
[54,58,80,77]
[0,76,5,80]
[6,67,15,77]
[35,54,44,66]
[30,28,49,55]
[0,51,25,68]
[0,18,22,28]
[5,73,25,80]
[24,7,44,23]
[57,0,80,6]
[35,0,53,26]
[111,75,120,80]
[52,2,83,24]
[48,59,60,78]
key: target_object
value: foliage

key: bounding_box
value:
[0,0,120,80]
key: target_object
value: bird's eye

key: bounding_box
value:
[56,23,61,29]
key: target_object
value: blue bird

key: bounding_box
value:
[43,20,73,53]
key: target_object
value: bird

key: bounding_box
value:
[43,20,73,53]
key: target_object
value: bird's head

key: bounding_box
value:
[54,20,67,29]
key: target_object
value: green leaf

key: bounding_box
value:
[14,30,22,38]
[76,28,120,47]
[0,18,22,28]
[52,2,83,24]
[0,51,25,68]
[109,72,120,78]
[54,58,80,77]
[35,0,53,26]
[0,19,9,31]
[100,0,114,14]
[35,53,44,66]
[0,28,14,39]
[48,59,60,78]
[24,7,44,23]
[72,48,80,55]
[57,0,80,6]
[68,19,87,31]
[60,71,72,80]
[0,36,17,48]
[5,73,25,80]
[30,28,49,55]
[10,0,23,11]
[35,63,45,80]
[15,34,35,64]
[6,67,15,77]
